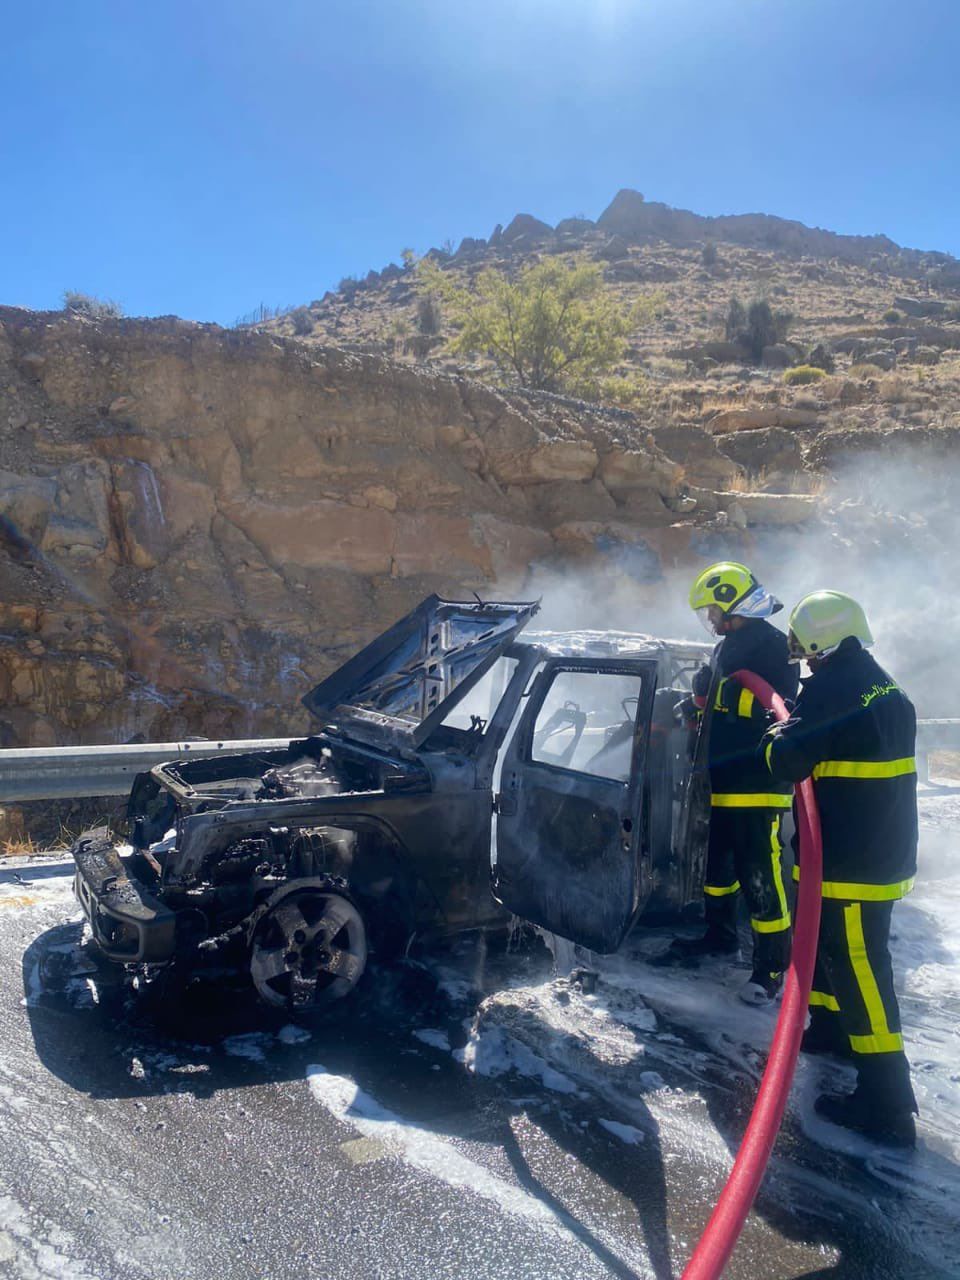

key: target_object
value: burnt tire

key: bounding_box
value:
[248,878,367,1011]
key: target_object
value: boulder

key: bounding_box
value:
[858,349,896,371]
[715,492,818,526]
[501,213,553,244]
[912,345,941,365]
[555,217,595,238]
[596,235,631,261]
[455,237,487,258]
[649,425,741,489]
[707,407,818,434]
[893,296,949,318]
[669,340,750,366]
[598,447,681,497]
[761,343,793,369]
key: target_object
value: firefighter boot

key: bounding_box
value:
[739,968,783,1006]
[662,924,739,965]
[661,886,740,964]
[816,1054,918,1149]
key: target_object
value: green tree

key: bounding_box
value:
[400,247,417,270]
[416,257,660,394]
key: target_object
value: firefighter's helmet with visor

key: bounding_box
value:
[688,562,782,635]
[787,590,874,661]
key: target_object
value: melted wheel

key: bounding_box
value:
[250,886,367,1008]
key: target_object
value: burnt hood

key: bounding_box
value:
[302,595,540,749]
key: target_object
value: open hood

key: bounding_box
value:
[302,595,540,749]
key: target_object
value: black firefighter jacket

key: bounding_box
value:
[696,619,799,809]
[763,638,918,898]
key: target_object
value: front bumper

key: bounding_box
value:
[72,828,176,964]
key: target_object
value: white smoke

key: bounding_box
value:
[507,447,956,718]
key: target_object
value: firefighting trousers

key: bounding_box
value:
[703,807,791,974]
[808,897,917,1112]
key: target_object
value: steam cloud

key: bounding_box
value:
[523,448,955,718]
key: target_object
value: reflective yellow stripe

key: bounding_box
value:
[812,757,916,780]
[704,881,740,897]
[764,738,774,772]
[737,687,755,718]
[769,813,789,927]
[809,990,840,1012]
[849,1031,904,1054]
[711,793,792,809]
[713,677,727,712]
[791,866,915,900]
[751,914,791,934]
[844,901,894,1053]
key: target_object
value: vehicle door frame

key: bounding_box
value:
[491,654,659,952]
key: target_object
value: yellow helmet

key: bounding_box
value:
[689,562,781,634]
[788,591,874,661]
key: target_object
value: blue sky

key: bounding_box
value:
[2,0,958,326]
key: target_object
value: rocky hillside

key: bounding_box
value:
[258,188,960,389]
[2,190,959,749]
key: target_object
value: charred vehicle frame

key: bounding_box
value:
[71,596,711,1010]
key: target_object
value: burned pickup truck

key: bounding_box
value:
[71,597,711,1010]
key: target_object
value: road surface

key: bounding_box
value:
[1,784,959,1279]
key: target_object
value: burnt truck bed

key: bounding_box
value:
[72,597,711,1010]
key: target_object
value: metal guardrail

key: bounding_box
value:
[0,739,292,803]
[0,721,957,805]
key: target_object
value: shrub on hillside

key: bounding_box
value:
[783,364,827,386]
[805,343,836,373]
[63,291,123,320]
[701,242,719,268]
[724,297,746,342]
[744,298,793,361]
[417,293,443,336]
[850,362,885,379]
[724,295,792,361]
[416,256,661,394]
[289,307,314,336]
[883,308,903,324]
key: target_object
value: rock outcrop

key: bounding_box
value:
[3,307,786,747]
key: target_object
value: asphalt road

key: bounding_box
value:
[0,855,956,1280]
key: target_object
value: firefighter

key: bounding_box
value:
[668,562,799,1005]
[763,590,918,1147]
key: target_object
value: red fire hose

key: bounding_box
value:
[681,669,823,1280]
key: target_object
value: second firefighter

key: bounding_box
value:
[670,562,799,1005]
